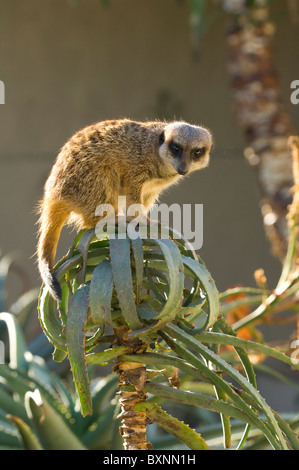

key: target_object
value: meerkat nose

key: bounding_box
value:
[177,167,188,175]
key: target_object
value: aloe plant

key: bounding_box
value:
[0,310,123,450]
[37,225,299,450]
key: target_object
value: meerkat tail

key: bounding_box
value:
[37,199,70,301]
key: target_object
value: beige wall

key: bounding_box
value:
[0,1,299,408]
[1,0,298,288]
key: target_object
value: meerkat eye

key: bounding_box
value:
[193,147,206,159]
[170,142,182,156]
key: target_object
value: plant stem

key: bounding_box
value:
[113,326,152,450]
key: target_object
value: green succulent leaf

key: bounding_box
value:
[134,402,209,450]
[65,283,92,417]
[181,255,220,331]
[10,416,43,450]
[109,237,141,330]
[76,228,97,284]
[25,390,87,450]
[129,238,185,338]
[89,259,113,325]
[0,416,23,449]
[86,346,130,365]
[0,387,29,423]
[38,286,66,351]
[130,237,144,303]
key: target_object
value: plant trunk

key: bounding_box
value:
[225,1,297,260]
[113,326,153,450]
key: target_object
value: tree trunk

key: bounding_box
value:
[113,326,153,450]
[224,0,297,260]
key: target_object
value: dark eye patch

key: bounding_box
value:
[169,141,182,157]
[193,147,206,159]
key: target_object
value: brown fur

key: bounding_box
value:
[37,118,212,300]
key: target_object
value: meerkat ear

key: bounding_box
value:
[159,131,165,146]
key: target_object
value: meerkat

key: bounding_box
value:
[37,118,212,300]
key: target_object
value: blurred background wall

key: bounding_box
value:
[0,0,298,411]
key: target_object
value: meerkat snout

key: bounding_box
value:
[177,166,188,176]
[158,122,212,176]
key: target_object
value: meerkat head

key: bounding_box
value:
[158,122,213,176]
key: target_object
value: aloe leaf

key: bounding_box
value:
[120,352,210,384]
[219,287,266,300]
[160,328,282,450]
[215,316,257,449]
[180,294,206,316]
[131,237,144,303]
[26,354,74,411]
[213,385,231,449]
[86,346,130,365]
[0,360,70,423]
[90,374,119,414]
[25,390,87,450]
[167,226,198,261]
[144,263,167,304]
[81,405,117,449]
[273,413,299,450]
[0,417,22,448]
[166,324,289,450]
[0,387,29,423]
[58,282,70,325]
[89,260,113,325]
[109,403,124,450]
[0,364,34,395]
[154,239,184,321]
[197,329,299,371]
[65,283,92,416]
[130,239,184,338]
[38,288,66,351]
[109,237,141,330]
[134,402,209,450]
[205,329,232,449]
[0,312,27,370]
[182,256,219,331]
[52,347,67,362]
[137,302,160,321]
[85,327,107,351]
[10,416,43,450]
[143,383,257,429]
[55,253,82,283]
[220,295,264,315]
[76,228,96,284]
